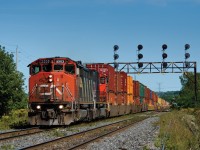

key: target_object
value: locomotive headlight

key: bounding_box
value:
[59,105,64,109]
[36,105,41,109]
[48,74,53,82]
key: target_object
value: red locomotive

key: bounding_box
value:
[28,57,169,126]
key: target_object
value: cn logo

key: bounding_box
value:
[39,84,62,96]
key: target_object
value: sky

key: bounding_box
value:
[0,0,200,92]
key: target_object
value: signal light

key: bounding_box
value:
[137,44,143,69]
[185,44,190,50]
[138,54,143,59]
[184,44,190,66]
[137,44,143,50]
[162,53,168,59]
[113,45,119,70]
[114,54,119,60]
[138,62,143,68]
[162,44,168,66]
[113,45,119,51]
[162,44,167,50]
[185,53,190,59]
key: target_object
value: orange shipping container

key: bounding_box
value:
[115,72,122,105]
[133,81,140,97]
[127,76,133,105]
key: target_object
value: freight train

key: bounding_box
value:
[28,57,169,125]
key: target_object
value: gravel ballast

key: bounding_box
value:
[86,117,160,150]
[0,114,160,149]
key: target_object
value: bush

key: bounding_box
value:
[0,109,28,130]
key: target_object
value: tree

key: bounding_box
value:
[0,45,27,116]
[177,72,200,108]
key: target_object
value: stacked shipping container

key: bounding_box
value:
[127,76,133,105]
[86,63,167,113]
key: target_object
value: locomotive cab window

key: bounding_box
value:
[30,65,41,74]
[65,64,75,74]
[42,64,52,72]
[54,65,63,71]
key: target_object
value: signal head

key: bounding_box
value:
[162,44,167,50]
[185,53,190,59]
[113,45,119,51]
[138,62,143,68]
[162,53,168,59]
[137,44,143,51]
[114,54,119,60]
[185,44,190,50]
[138,53,143,59]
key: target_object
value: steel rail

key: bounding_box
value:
[0,127,43,142]
[21,115,150,150]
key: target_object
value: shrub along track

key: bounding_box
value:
[22,116,149,150]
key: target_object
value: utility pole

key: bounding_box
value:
[158,82,161,93]
[12,45,20,71]
[16,46,18,71]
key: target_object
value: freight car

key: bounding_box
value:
[28,57,169,126]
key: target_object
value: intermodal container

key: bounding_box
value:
[133,80,140,105]
[150,90,153,100]
[145,88,150,100]
[158,97,162,109]
[139,83,145,103]
[152,91,157,104]
[127,76,133,105]
[120,72,127,104]
[120,72,127,93]
[133,80,139,97]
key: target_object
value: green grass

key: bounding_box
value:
[155,109,200,150]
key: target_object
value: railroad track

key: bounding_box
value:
[22,116,149,150]
[0,127,43,142]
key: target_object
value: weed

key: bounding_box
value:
[50,128,65,137]
[0,144,15,150]
[156,109,199,150]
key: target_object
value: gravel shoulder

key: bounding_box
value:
[86,117,160,150]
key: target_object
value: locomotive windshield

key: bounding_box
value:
[42,64,52,72]
[31,65,41,74]
[65,64,75,74]
[29,58,77,74]
[54,65,63,71]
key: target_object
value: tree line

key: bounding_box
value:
[0,46,27,116]
[158,72,200,108]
